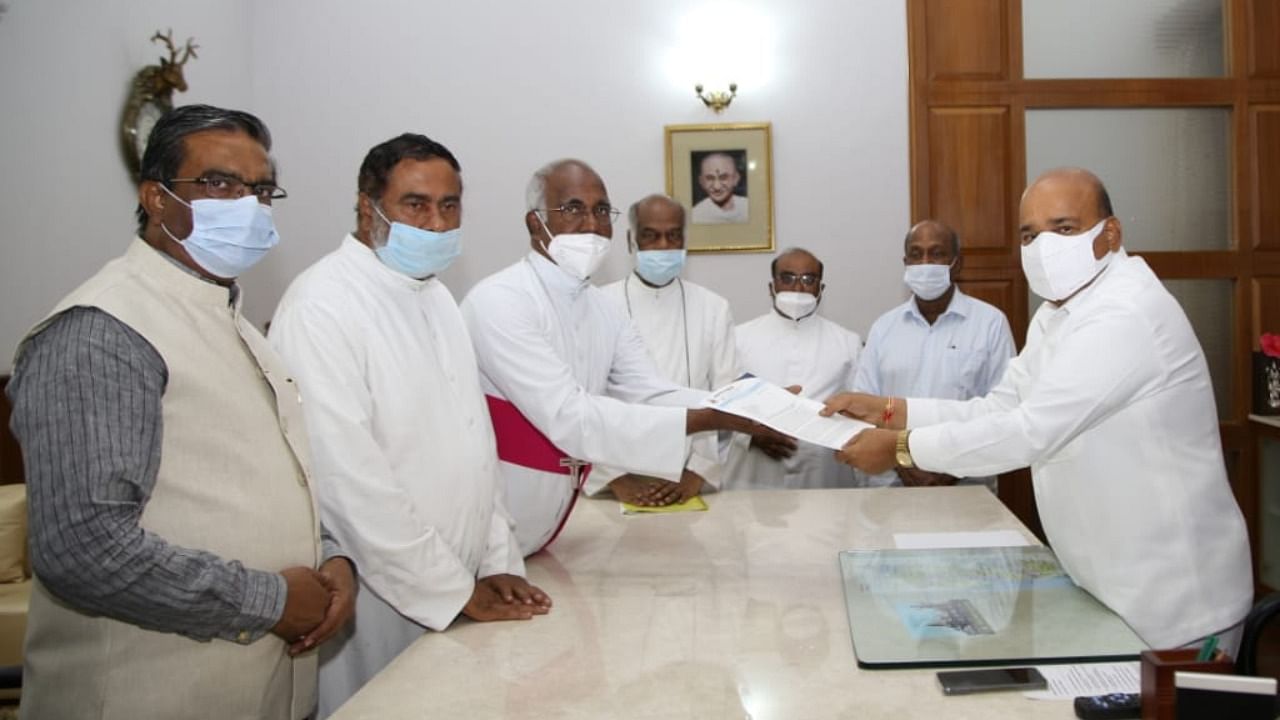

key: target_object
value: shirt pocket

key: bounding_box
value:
[946,347,986,399]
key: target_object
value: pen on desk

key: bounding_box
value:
[1195,635,1219,662]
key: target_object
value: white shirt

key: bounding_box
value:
[853,289,1015,487]
[596,274,739,493]
[269,236,524,629]
[691,195,749,224]
[907,250,1251,648]
[461,251,706,555]
[729,308,862,489]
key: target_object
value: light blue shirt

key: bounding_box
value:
[852,288,1015,487]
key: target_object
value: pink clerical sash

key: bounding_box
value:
[485,395,590,553]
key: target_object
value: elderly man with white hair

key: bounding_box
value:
[461,159,792,556]
[595,194,741,505]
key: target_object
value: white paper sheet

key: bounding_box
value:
[893,530,1030,549]
[1023,662,1140,700]
[703,377,870,450]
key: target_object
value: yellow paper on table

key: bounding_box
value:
[620,495,709,515]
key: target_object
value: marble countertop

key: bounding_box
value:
[332,487,1085,719]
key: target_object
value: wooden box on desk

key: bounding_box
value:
[1140,649,1232,720]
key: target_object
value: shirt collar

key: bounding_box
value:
[765,305,819,331]
[902,287,971,324]
[527,249,591,298]
[626,272,679,299]
[341,234,436,292]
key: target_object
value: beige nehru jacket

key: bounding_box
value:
[20,239,321,720]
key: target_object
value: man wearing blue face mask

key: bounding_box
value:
[269,134,550,717]
[6,104,355,719]
[595,194,740,505]
[461,159,793,556]
[826,168,1251,655]
[851,220,1015,489]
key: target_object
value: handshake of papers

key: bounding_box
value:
[702,377,872,450]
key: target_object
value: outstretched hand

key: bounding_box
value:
[834,427,898,474]
[748,422,798,460]
[819,392,888,425]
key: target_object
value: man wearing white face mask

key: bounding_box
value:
[6,105,355,719]
[596,194,740,506]
[269,134,549,717]
[851,220,1015,489]
[461,159,792,556]
[728,247,861,489]
[826,168,1251,654]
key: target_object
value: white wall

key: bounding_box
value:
[0,0,254,372]
[0,0,911,372]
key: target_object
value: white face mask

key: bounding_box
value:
[774,290,819,321]
[539,216,611,280]
[1021,218,1113,302]
[903,262,953,301]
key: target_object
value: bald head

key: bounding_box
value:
[771,248,822,277]
[904,220,959,260]
[770,247,824,298]
[1018,168,1123,302]
[630,194,685,231]
[1019,168,1115,243]
[629,194,686,251]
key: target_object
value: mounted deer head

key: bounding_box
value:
[151,29,199,93]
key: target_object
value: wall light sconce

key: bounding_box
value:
[695,83,737,113]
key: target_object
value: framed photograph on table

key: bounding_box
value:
[664,122,774,253]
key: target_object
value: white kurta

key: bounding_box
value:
[852,289,1016,488]
[908,250,1252,649]
[593,274,739,493]
[729,309,862,489]
[461,251,706,556]
[269,236,524,716]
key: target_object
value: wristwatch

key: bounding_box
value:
[895,430,914,468]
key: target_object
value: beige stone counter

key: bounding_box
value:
[333,487,1084,719]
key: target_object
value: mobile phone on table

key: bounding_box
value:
[936,667,1047,695]
[1073,692,1141,719]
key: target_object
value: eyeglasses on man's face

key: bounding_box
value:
[539,201,621,224]
[775,272,821,288]
[167,172,288,203]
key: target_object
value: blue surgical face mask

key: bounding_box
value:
[372,204,462,279]
[160,186,279,279]
[634,249,686,287]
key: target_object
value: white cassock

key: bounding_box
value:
[460,251,709,556]
[852,289,1016,488]
[728,309,862,489]
[269,236,524,717]
[594,274,739,493]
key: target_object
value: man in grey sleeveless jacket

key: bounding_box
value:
[6,105,354,720]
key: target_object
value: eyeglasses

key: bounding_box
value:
[776,272,821,288]
[168,172,288,203]
[539,202,621,223]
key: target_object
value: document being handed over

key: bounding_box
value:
[703,377,871,450]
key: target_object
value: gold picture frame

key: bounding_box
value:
[664,122,774,253]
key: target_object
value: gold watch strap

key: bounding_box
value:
[895,430,914,469]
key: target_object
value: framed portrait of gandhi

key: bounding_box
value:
[665,122,774,253]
